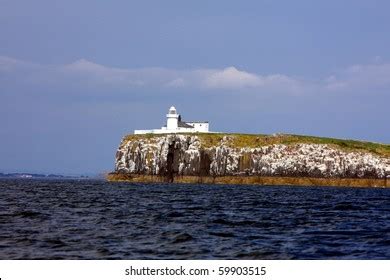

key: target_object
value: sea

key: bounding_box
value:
[0,179,389,259]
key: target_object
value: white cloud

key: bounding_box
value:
[325,63,390,91]
[202,66,263,89]
[0,55,37,72]
[61,59,147,87]
[165,78,186,87]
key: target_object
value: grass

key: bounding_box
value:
[121,133,390,157]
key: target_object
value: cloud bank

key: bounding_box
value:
[1,55,390,97]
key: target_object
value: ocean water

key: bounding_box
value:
[0,179,389,259]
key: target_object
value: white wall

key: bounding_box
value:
[185,122,209,132]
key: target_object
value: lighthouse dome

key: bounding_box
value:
[168,106,177,114]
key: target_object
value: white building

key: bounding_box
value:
[134,106,210,134]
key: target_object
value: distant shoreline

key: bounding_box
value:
[0,172,89,179]
[107,173,389,188]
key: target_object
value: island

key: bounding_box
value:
[108,133,390,187]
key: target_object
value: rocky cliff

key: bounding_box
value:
[112,134,390,185]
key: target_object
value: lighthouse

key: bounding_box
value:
[166,106,179,130]
[134,106,210,134]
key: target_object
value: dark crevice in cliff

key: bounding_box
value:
[200,151,211,176]
[166,142,175,182]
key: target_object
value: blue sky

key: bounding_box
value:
[1,0,390,174]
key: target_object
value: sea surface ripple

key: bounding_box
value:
[0,179,389,259]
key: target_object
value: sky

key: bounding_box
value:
[1,0,390,174]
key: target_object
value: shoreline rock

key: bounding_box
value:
[107,173,389,188]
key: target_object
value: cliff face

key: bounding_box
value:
[115,134,390,180]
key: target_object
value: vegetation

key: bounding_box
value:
[107,173,389,188]
[121,133,390,157]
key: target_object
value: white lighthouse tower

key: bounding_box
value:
[166,106,179,130]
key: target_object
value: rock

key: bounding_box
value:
[115,134,390,179]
